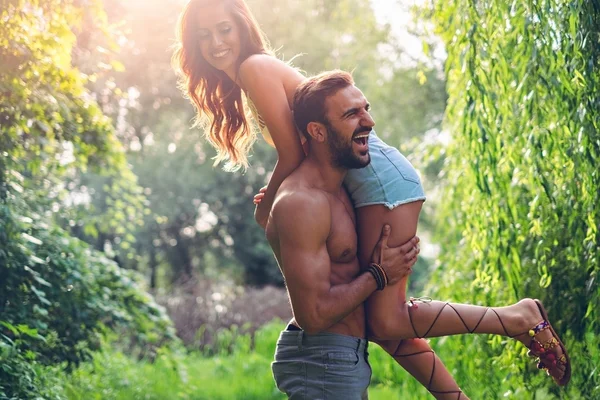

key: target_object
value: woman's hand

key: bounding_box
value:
[253,186,268,205]
[254,186,269,229]
[254,201,269,230]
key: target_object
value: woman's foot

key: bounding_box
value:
[507,299,571,385]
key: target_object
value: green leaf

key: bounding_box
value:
[21,233,42,246]
[0,321,18,336]
[29,286,51,306]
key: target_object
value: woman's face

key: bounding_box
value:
[195,3,242,77]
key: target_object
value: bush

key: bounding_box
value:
[0,197,177,396]
[159,279,291,350]
[0,1,177,397]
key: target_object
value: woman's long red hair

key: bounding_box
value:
[172,0,271,171]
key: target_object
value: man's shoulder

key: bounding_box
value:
[272,184,329,226]
[274,185,327,213]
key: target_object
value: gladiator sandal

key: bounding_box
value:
[406,297,571,386]
[392,339,465,400]
[525,300,571,386]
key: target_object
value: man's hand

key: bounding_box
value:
[370,225,419,286]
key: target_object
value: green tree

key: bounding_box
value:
[0,0,176,397]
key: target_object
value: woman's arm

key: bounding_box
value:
[239,55,305,229]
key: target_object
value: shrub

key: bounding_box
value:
[159,279,291,350]
[0,1,178,396]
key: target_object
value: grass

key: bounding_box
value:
[64,351,283,400]
[57,321,597,400]
[62,321,441,400]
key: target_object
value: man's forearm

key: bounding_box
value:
[300,272,377,334]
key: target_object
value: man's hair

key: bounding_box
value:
[293,70,354,140]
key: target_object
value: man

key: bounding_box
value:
[265,70,420,399]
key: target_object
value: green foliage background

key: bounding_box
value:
[1,1,176,398]
[423,0,600,398]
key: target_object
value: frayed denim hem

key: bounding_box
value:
[354,196,426,210]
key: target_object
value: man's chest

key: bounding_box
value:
[326,195,358,264]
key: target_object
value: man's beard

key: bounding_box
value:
[325,122,371,169]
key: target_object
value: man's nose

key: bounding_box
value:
[362,112,375,128]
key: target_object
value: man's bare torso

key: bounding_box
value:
[265,165,367,338]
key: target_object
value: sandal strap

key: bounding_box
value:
[540,336,559,350]
[558,354,567,363]
[393,344,464,399]
[408,298,488,337]
[537,354,567,371]
[528,320,550,337]
[531,338,567,380]
[529,335,559,355]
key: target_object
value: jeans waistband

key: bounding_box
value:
[277,329,368,352]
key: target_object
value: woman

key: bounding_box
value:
[172,0,571,397]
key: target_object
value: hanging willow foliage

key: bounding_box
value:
[429,0,599,397]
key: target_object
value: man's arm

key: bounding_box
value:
[272,191,377,334]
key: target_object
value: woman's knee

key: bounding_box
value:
[366,304,413,340]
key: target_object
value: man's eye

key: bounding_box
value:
[365,104,371,112]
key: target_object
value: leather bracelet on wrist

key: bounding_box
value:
[370,263,389,286]
[366,263,387,291]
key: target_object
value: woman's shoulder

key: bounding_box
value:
[239,54,304,83]
[239,54,286,76]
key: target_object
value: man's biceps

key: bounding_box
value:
[281,250,328,276]
[279,222,324,248]
[279,234,319,254]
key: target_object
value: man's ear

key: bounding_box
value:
[307,122,326,143]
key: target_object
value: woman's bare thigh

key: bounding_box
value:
[356,201,423,333]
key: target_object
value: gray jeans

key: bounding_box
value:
[271,328,371,400]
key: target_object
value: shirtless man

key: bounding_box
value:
[265,71,420,399]
[266,69,572,400]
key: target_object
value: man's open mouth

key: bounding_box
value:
[352,133,369,146]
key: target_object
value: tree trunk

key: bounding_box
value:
[149,244,157,290]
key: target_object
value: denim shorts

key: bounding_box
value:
[344,132,426,209]
[271,328,371,400]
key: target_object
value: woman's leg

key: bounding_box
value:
[358,201,467,399]
[357,203,569,388]
[376,337,467,400]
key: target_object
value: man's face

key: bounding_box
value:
[323,85,375,169]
